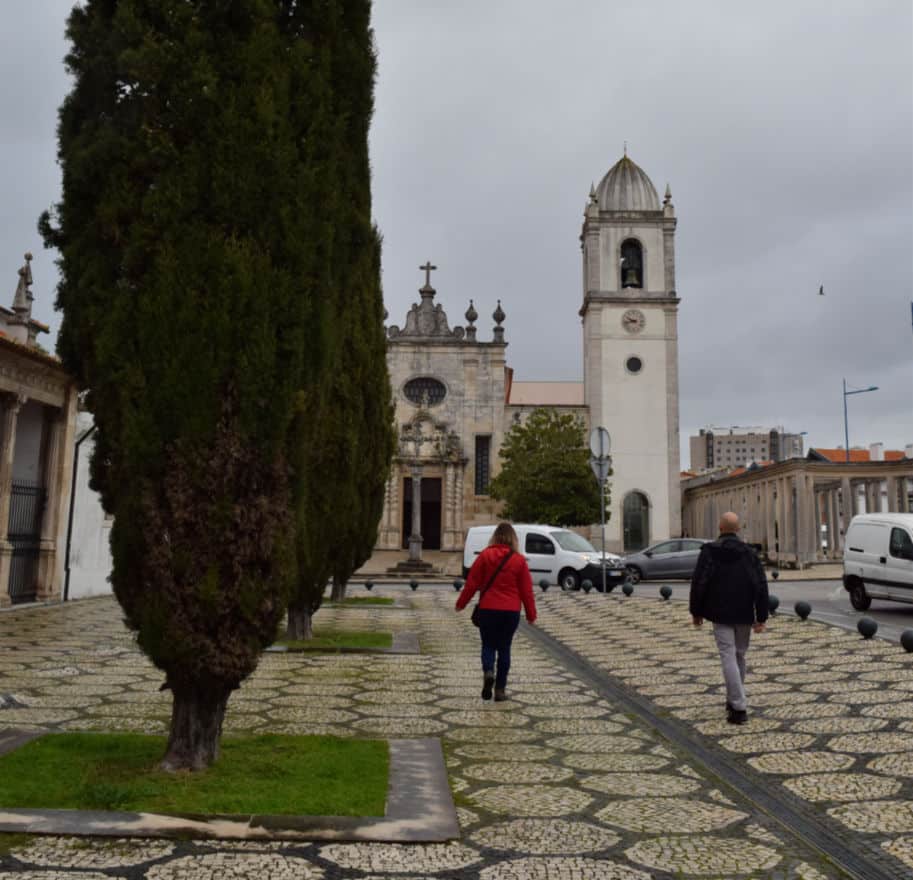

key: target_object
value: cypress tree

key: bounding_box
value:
[286,0,393,632]
[41,0,333,770]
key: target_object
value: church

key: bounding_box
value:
[376,152,682,556]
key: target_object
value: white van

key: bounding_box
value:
[843,513,913,610]
[462,524,625,591]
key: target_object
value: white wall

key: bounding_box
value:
[65,412,113,599]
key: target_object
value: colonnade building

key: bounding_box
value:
[682,448,913,567]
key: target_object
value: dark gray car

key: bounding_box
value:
[622,538,709,584]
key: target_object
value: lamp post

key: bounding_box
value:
[589,427,612,595]
[842,379,879,463]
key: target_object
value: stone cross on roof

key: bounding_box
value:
[419,261,437,289]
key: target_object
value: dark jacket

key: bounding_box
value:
[689,533,769,625]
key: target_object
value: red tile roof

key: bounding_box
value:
[813,448,907,463]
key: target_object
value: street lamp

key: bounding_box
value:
[842,379,879,463]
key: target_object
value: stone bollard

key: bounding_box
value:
[410,580,419,591]
[857,617,878,640]
[539,579,550,592]
[901,630,913,653]
[795,600,811,620]
[660,585,672,601]
[582,580,592,594]
[365,581,374,591]
[453,579,463,593]
[622,583,634,597]
[768,595,780,614]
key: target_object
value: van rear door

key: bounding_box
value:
[846,522,891,599]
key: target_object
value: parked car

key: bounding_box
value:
[843,513,913,610]
[463,524,626,591]
[622,538,710,583]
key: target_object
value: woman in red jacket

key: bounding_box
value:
[455,523,537,701]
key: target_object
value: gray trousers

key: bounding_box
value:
[712,623,752,712]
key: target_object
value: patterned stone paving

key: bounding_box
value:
[0,591,868,878]
[534,590,913,878]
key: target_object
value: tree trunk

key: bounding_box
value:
[160,683,231,772]
[330,576,347,603]
[286,604,313,640]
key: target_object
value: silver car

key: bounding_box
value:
[622,538,709,584]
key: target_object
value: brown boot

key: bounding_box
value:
[494,687,507,702]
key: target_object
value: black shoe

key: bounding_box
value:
[494,687,507,702]
[727,708,748,725]
[481,673,495,701]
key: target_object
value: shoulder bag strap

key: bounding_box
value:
[477,550,514,603]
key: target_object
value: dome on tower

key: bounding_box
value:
[594,154,660,211]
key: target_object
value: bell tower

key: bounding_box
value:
[581,152,681,552]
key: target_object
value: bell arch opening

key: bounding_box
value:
[620,239,644,289]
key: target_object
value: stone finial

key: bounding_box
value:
[464,299,477,342]
[663,183,672,205]
[492,300,506,344]
[12,252,33,316]
[588,182,597,204]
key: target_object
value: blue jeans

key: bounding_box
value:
[477,609,521,689]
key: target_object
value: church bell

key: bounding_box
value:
[623,267,640,287]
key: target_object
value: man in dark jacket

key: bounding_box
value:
[689,512,769,724]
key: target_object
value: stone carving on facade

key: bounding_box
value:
[386,261,466,341]
[398,412,463,465]
[12,253,33,317]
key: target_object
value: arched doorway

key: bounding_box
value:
[623,491,650,551]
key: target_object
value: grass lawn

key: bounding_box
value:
[278,629,392,651]
[0,733,388,817]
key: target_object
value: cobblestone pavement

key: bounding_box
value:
[533,590,913,878]
[0,591,871,878]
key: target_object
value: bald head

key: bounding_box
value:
[719,512,740,534]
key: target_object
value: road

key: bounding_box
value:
[628,577,913,642]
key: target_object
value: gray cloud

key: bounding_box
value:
[3,1,911,463]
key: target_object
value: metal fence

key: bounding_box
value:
[7,481,46,604]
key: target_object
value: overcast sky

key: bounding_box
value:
[3,1,911,466]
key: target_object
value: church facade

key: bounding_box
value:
[377,153,681,555]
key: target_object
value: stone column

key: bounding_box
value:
[779,477,793,567]
[794,475,807,568]
[886,477,899,513]
[0,395,24,607]
[36,407,63,601]
[828,489,840,558]
[864,481,878,514]
[901,478,911,513]
[408,461,423,562]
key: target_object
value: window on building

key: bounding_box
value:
[620,239,644,288]
[474,435,491,495]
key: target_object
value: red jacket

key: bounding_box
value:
[456,544,537,623]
